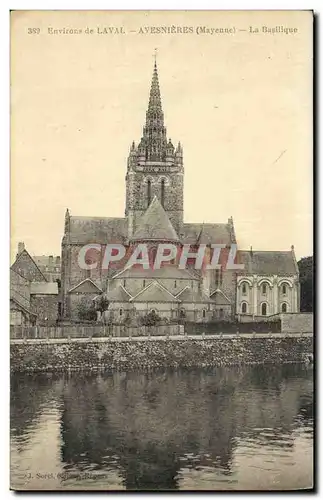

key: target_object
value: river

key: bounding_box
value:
[10,364,313,491]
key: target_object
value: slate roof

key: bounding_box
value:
[238,250,298,276]
[131,196,179,242]
[130,281,181,303]
[176,286,214,303]
[67,216,127,244]
[106,286,132,302]
[68,278,103,293]
[210,289,231,305]
[112,264,198,281]
[11,249,47,282]
[181,223,233,245]
[30,282,59,295]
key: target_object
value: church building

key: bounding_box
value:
[60,60,300,324]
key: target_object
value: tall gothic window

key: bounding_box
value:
[161,178,165,207]
[147,179,151,207]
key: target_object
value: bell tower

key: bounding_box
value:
[125,58,184,238]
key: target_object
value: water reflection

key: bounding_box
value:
[11,364,313,491]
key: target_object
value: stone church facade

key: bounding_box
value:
[60,61,300,324]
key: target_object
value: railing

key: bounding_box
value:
[10,325,313,342]
[10,324,185,340]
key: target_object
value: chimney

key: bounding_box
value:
[17,242,25,255]
[56,256,61,265]
[250,245,253,257]
[49,255,53,265]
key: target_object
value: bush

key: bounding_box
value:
[140,310,161,326]
[77,302,97,322]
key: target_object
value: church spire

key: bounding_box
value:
[137,58,168,162]
[147,59,163,121]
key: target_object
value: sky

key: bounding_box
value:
[11,10,313,261]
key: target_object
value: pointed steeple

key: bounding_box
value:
[138,60,168,162]
[147,60,163,117]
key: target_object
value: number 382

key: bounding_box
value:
[27,28,40,34]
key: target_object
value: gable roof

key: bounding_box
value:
[210,288,231,305]
[181,223,233,245]
[67,216,127,244]
[130,280,181,303]
[68,278,103,294]
[10,297,37,318]
[106,285,132,302]
[131,196,179,242]
[238,250,298,276]
[112,264,198,281]
[176,286,214,303]
[11,248,47,282]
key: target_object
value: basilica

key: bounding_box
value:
[60,60,300,324]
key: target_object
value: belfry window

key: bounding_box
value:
[242,283,247,295]
[161,178,165,207]
[282,284,287,295]
[147,179,151,207]
[262,284,267,295]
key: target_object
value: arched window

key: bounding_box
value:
[219,308,224,319]
[261,303,267,316]
[281,302,287,313]
[242,283,247,295]
[123,279,126,287]
[202,309,206,318]
[282,284,287,295]
[241,302,248,314]
[161,178,165,207]
[147,179,151,207]
[174,280,177,288]
[262,284,267,295]
[143,279,146,288]
[119,308,123,316]
[180,309,186,318]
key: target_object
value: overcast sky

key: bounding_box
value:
[11,10,312,260]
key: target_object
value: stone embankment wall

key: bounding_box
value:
[10,334,313,373]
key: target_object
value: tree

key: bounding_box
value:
[77,301,97,322]
[93,295,110,324]
[298,256,313,312]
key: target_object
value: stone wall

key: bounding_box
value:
[269,313,313,333]
[10,334,313,372]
